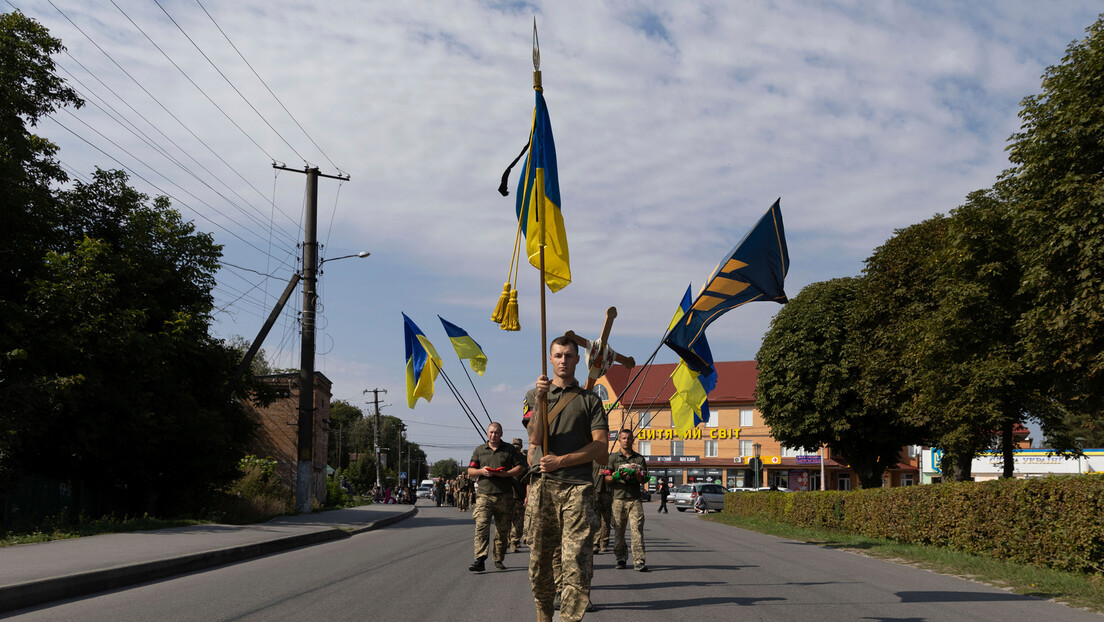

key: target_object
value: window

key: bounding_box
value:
[739,440,753,457]
[901,473,915,486]
[781,445,802,457]
[593,384,609,401]
[704,440,718,458]
[639,411,654,428]
[838,473,851,491]
[670,440,683,456]
[705,410,719,428]
[739,409,754,427]
[638,441,650,457]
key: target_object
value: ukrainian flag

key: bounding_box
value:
[516,89,571,292]
[667,285,717,435]
[403,313,443,408]
[665,200,789,374]
[438,316,487,376]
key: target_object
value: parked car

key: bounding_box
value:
[727,486,792,493]
[416,485,433,499]
[671,482,727,512]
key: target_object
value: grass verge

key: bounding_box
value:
[1,515,204,547]
[703,513,1104,615]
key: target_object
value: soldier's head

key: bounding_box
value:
[512,438,523,450]
[549,334,580,381]
[486,421,503,447]
[618,428,635,452]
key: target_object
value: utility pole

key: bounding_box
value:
[364,388,387,488]
[275,164,350,514]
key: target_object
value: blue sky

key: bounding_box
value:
[15,1,1100,464]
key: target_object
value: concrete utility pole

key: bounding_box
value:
[364,388,387,488]
[275,164,350,514]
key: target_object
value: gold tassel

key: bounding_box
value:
[491,282,510,325]
[502,288,521,331]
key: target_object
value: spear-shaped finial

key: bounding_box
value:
[532,17,542,90]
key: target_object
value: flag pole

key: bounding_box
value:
[533,19,550,455]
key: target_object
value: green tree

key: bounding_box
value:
[327,399,363,469]
[1001,16,1104,429]
[430,458,460,480]
[756,278,913,488]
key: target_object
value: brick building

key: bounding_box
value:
[597,361,919,491]
[249,372,332,507]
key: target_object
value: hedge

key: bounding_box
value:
[723,474,1104,574]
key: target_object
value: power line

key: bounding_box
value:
[193,0,344,175]
[153,0,309,165]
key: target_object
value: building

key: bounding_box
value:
[597,361,919,491]
[921,446,1103,482]
[249,372,332,507]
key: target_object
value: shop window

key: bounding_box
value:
[739,409,754,427]
[671,440,683,456]
[704,440,718,458]
[810,472,821,491]
[838,473,851,491]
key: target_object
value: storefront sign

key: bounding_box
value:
[636,428,742,440]
[647,455,700,464]
[796,455,821,464]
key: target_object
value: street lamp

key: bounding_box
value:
[753,442,762,489]
[319,251,371,267]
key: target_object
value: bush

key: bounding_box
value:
[723,475,1104,574]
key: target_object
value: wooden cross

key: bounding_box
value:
[565,306,635,390]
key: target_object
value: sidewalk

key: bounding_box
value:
[0,502,417,613]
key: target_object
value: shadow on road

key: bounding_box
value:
[594,595,786,611]
[896,590,1039,603]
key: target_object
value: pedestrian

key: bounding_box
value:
[525,334,609,622]
[467,421,525,572]
[657,480,669,514]
[606,428,649,572]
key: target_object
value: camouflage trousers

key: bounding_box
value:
[612,497,646,566]
[473,493,514,562]
[528,477,597,622]
[593,491,613,552]
[509,495,525,548]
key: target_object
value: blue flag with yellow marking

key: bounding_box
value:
[404,313,444,408]
[516,90,571,292]
[438,316,488,376]
[668,285,718,435]
[665,200,789,374]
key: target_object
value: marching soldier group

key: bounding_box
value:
[462,334,650,622]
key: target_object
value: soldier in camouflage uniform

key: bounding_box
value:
[509,438,527,552]
[592,460,613,554]
[525,335,609,622]
[467,422,525,572]
[606,428,649,572]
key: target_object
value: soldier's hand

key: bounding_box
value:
[535,375,550,396]
[539,453,562,473]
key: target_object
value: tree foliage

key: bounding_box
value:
[430,458,460,480]
[757,278,915,488]
[1002,16,1104,424]
[0,13,260,516]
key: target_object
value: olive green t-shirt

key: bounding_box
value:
[607,449,648,500]
[469,442,524,495]
[523,382,608,485]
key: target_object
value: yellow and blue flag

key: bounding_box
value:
[403,313,444,408]
[438,316,487,376]
[665,200,789,374]
[516,89,571,292]
[668,285,717,435]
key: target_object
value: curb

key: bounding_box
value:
[0,506,418,614]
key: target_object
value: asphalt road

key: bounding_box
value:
[6,500,1100,621]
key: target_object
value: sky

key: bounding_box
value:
[13,1,1101,466]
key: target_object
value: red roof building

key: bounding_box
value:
[595,361,918,492]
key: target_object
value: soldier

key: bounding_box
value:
[525,335,609,622]
[509,438,527,552]
[592,461,613,554]
[606,428,649,572]
[467,422,525,572]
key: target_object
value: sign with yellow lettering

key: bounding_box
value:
[637,428,741,441]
